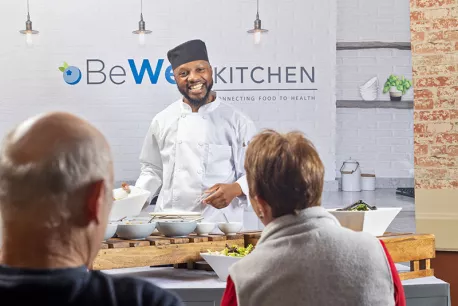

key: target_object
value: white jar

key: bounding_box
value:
[361,173,376,191]
[340,158,361,192]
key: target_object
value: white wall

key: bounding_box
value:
[336,108,414,178]
[336,0,414,180]
[337,0,411,42]
[337,49,413,101]
[0,0,337,183]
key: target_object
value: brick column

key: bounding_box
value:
[410,0,458,301]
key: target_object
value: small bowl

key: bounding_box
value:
[195,222,216,235]
[218,222,243,235]
[104,223,118,240]
[156,220,197,237]
[116,221,156,240]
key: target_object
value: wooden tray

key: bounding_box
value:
[94,231,435,281]
[92,233,244,270]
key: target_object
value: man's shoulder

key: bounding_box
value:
[217,100,255,126]
[153,100,182,122]
[90,271,184,306]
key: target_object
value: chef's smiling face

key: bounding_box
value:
[174,60,214,107]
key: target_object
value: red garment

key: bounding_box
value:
[221,275,237,306]
[220,240,406,306]
[380,240,407,306]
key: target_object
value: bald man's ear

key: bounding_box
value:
[85,180,105,225]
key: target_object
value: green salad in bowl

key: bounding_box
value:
[207,244,254,257]
[201,244,255,281]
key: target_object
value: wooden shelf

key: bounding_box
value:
[337,100,413,109]
[337,41,411,51]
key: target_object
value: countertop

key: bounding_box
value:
[102,264,445,289]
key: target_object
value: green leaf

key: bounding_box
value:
[397,85,403,91]
[63,62,69,69]
[383,87,389,94]
[58,66,65,72]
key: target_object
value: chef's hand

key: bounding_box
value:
[203,183,243,209]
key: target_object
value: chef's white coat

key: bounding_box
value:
[135,97,257,223]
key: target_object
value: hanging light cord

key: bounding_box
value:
[256,0,259,19]
[27,0,30,19]
[141,0,143,18]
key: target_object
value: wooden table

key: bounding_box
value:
[93,231,436,281]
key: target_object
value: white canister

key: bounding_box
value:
[340,158,361,192]
[361,173,376,191]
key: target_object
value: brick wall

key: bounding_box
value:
[410,0,458,189]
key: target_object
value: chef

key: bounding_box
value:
[135,39,257,223]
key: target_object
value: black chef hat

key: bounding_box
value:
[167,39,209,70]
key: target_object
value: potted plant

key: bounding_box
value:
[382,75,412,101]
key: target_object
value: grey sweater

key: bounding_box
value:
[229,206,395,306]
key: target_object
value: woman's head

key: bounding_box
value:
[244,129,324,224]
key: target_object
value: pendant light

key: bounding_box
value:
[247,0,268,45]
[19,0,39,46]
[132,0,151,46]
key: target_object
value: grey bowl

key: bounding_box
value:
[116,221,156,240]
[104,223,118,240]
[156,220,197,237]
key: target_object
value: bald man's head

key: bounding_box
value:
[0,112,114,227]
[6,112,108,165]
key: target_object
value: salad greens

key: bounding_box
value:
[337,200,377,211]
[207,244,254,257]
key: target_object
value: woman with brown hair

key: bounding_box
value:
[221,130,405,306]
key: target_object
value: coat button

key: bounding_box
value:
[178,140,182,144]
[181,114,186,118]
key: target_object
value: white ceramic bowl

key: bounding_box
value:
[359,77,379,101]
[115,221,156,240]
[360,77,378,90]
[327,207,402,236]
[195,222,216,235]
[156,220,197,237]
[218,222,243,235]
[109,186,151,221]
[200,253,243,281]
[104,223,118,240]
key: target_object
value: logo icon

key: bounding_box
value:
[59,62,82,85]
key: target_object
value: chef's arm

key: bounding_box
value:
[135,120,163,204]
[235,175,249,197]
[234,119,257,201]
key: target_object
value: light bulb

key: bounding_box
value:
[138,32,145,46]
[254,31,261,45]
[26,32,33,46]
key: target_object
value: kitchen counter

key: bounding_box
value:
[103,264,449,306]
[241,188,416,233]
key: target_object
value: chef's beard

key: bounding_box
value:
[179,81,214,107]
